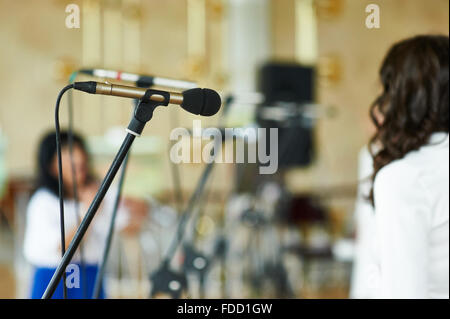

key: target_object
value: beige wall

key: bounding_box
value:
[0,0,229,198]
[0,0,448,202]
[0,0,81,175]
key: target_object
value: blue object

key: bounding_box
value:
[29,264,105,299]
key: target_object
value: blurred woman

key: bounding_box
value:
[23,130,148,299]
[369,35,449,298]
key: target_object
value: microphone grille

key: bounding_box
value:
[181,88,221,116]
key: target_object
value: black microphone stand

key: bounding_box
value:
[159,150,217,267]
[43,91,170,299]
[149,151,216,298]
[92,152,130,299]
[150,96,232,298]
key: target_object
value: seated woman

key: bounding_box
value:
[369,35,449,298]
[23,130,149,299]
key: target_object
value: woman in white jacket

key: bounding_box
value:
[367,35,449,298]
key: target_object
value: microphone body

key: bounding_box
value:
[73,81,221,117]
[95,81,184,104]
[79,68,197,90]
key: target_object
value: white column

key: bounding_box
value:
[226,0,271,93]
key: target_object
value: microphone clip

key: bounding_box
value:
[127,89,170,136]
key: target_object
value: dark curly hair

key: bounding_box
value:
[369,35,449,206]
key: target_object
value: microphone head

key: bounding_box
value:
[181,88,221,116]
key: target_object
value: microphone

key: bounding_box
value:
[79,68,197,90]
[73,81,221,117]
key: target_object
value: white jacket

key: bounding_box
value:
[23,186,129,267]
[350,146,377,299]
[372,132,449,298]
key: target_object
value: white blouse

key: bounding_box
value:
[350,146,377,299]
[23,186,129,267]
[372,132,449,298]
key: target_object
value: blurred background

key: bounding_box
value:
[0,0,448,299]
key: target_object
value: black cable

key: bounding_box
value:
[54,84,74,299]
[67,72,87,298]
